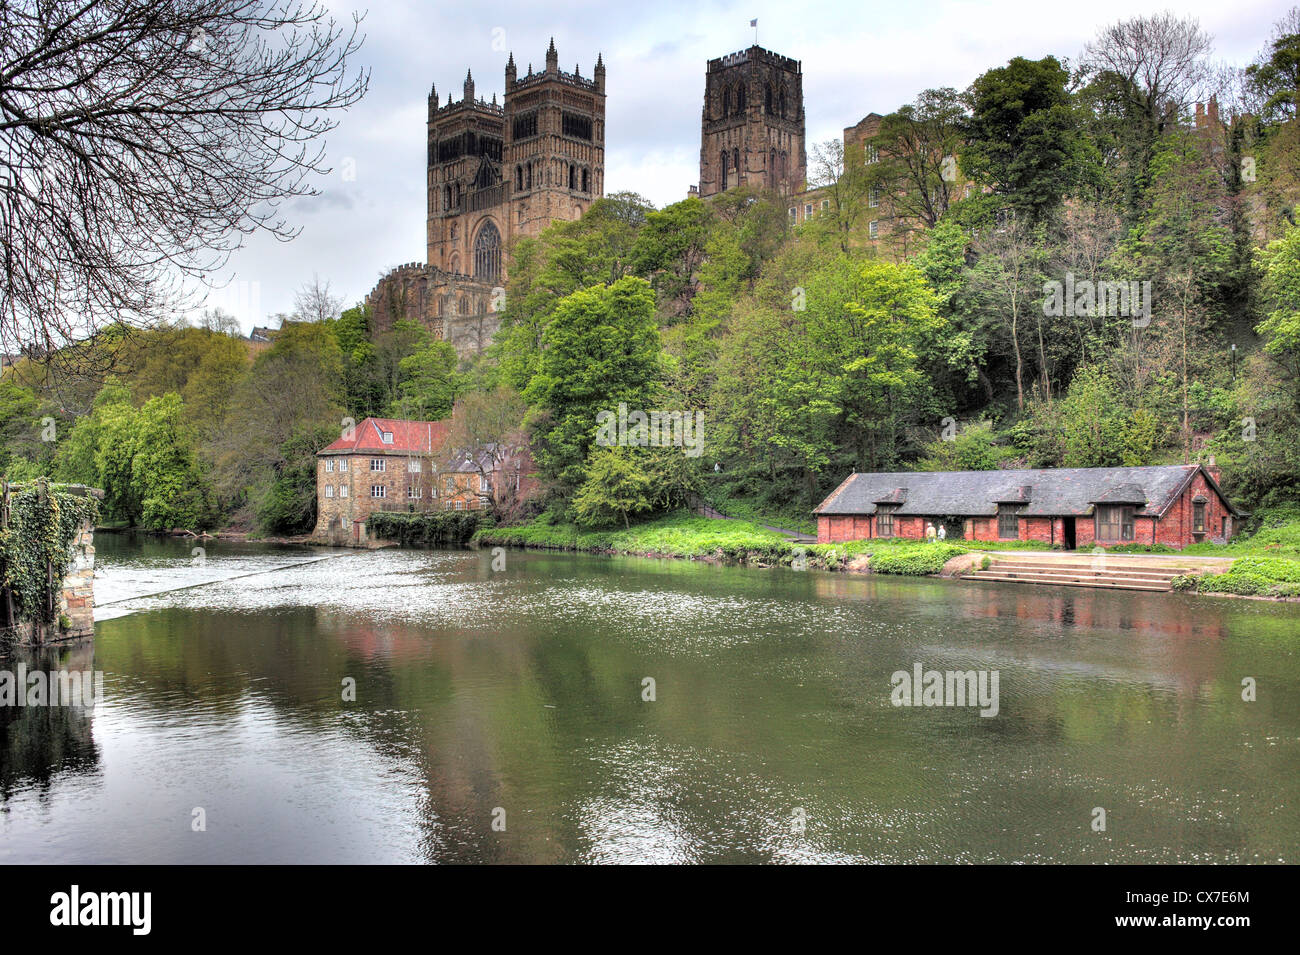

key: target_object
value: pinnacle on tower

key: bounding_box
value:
[546,37,558,74]
[463,68,474,102]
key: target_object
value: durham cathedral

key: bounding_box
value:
[365,39,807,356]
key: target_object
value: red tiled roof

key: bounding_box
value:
[318,417,449,455]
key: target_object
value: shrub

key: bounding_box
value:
[868,543,964,576]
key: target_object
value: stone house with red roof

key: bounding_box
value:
[313,416,535,544]
[814,463,1242,550]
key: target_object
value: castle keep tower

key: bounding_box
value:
[698,46,805,198]
[425,39,605,283]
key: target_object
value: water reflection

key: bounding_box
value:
[0,535,1296,863]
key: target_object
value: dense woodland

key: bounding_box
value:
[2,10,1299,536]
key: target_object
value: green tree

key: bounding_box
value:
[524,277,662,498]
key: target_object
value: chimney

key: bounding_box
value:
[1194,102,1205,128]
[1205,454,1221,484]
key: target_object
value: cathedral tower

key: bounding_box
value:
[424,39,605,286]
[698,46,805,198]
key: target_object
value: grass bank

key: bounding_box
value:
[475,511,967,577]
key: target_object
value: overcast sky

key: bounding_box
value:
[205,0,1294,331]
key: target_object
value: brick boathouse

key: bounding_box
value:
[814,464,1242,550]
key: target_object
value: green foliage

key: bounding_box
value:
[367,510,486,548]
[867,542,964,576]
[257,424,336,535]
[474,510,792,561]
[963,56,1094,221]
[917,421,1001,471]
[54,384,216,529]
[0,481,99,628]
[524,277,662,496]
[1190,557,1300,597]
[394,336,460,419]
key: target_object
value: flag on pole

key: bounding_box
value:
[750,18,757,26]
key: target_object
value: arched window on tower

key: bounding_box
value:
[569,164,576,190]
[770,148,777,188]
[474,220,502,284]
[735,84,745,113]
[780,89,787,117]
[582,168,590,193]
[515,166,523,190]
[443,184,452,211]
[722,86,731,118]
[720,150,729,190]
[732,148,740,185]
[526,163,533,189]
[765,84,773,114]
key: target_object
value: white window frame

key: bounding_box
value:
[325,485,335,498]
[408,459,421,473]
[325,459,335,473]
[371,484,386,498]
[339,485,348,498]
[371,458,385,472]
[338,459,348,472]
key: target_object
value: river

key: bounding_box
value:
[2,533,1297,863]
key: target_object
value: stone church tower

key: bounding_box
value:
[368,41,605,357]
[425,38,605,284]
[698,46,805,198]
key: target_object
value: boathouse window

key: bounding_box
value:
[325,485,334,498]
[409,459,421,473]
[371,458,385,472]
[339,485,348,498]
[408,486,422,499]
[371,485,386,498]
[876,505,896,538]
[1193,500,1206,534]
[325,460,334,472]
[998,506,1020,539]
[1095,505,1135,542]
[338,459,347,472]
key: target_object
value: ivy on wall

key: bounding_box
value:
[0,480,100,630]
[365,511,487,548]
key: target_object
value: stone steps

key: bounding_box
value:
[965,571,1172,592]
[964,554,1203,592]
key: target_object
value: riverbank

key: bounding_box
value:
[473,509,1300,598]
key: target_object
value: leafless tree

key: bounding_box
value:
[199,307,242,336]
[292,273,344,323]
[0,1,368,360]
[437,386,530,516]
[1082,13,1214,135]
